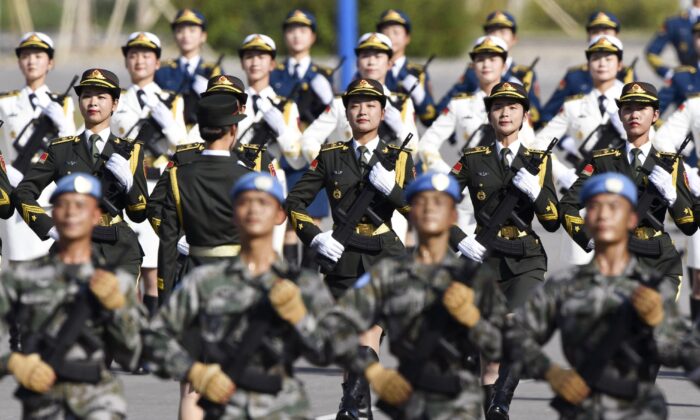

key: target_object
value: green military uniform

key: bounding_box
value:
[0,253,144,419]
[510,258,700,419]
[286,138,414,297]
[143,256,361,419]
[338,252,508,419]
[11,133,147,277]
[0,148,16,255]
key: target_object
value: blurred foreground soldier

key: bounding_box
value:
[448,81,560,419]
[12,68,148,277]
[155,8,222,126]
[645,0,700,80]
[144,172,361,419]
[561,82,696,300]
[335,171,508,419]
[287,78,414,419]
[376,9,437,126]
[0,32,76,263]
[0,173,143,419]
[510,172,700,420]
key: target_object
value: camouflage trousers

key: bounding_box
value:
[211,376,311,420]
[564,382,667,420]
[20,373,126,419]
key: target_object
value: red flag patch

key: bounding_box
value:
[582,164,594,176]
[38,152,49,164]
[442,107,450,115]
[451,162,462,174]
[310,159,318,171]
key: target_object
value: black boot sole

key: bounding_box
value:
[486,405,509,420]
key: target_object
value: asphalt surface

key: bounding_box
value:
[0,36,699,419]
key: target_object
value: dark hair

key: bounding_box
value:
[199,125,232,142]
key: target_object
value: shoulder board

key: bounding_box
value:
[392,92,408,101]
[406,62,425,73]
[275,63,285,71]
[50,136,78,146]
[463,146,491,155]
[386,144,413,153]
[452,92,474,100]
[566,63,588,72]
[524,148,545,155]
[511,64,532,73]
[176,142,205,153]
[162,59,177,67]
[656,151,678,158]
[674,65,697,74]
[200,61,217,69]
[117,137,138,144]
[564,93,585,102]
[0,90,20,98]
[592,148,621,158]
[320,142,348,152]
[121,88,128,95]
[311,63,333,76]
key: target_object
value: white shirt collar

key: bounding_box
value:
[625,140,653,164]
[495,138,522,157]
[690,7,700,23]
[593,80,624,105]
[504,57,513,76]
[246,85,276,100]
[352,136,380,157]
[288,56,311,78]
[392,56,407,78]
[84,127,111,154]
[23,84,50,96]
[179,56,201,75]
[201,150,231,157]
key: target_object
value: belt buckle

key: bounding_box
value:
[355,224,373,236]
[500,226,517,240]
[98,215,111,227]
[634,228,649,240]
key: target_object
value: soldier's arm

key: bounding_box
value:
[156,168,183,300]
[124,141,148,223]
[525,74,542,127]
[145,163,172,236]
[103,270,147,372]
[658,80,679,114]
[300,98,341,163]
[0,151,14,219]
[411,69,437,126]
[655,101,692,151]
[162,95,188,147]
[667,156,696,235]
[535,103,570,147]
[286,155,326,245]
[12,143,60,238]
[61,96,77,136]
[417,101,458,171]
[435,70,473,115]
[559,160,594,250]
[448,156,471,248]
[277,101,305,170]
[399,98,420,155]
[645,21,673,79]
[384,150,414,216]
[539,71,576,124]
[533,154,560,232]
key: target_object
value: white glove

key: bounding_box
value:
[105,154,134,192]
[685,164,700,198]
[558,136,579,157]
[557,167,579,191]
[400,74,426,105]
[513,167,542,202]
[458,236,486,263]
[6,164,23,187]
[143,93,176,129]
[177,235,190,256]
[429,159,453,175]
[369,163,396,196]
[383,103,404,136]
[301,141,321,164]
[649,166,677,206]
[47,226,59,241]
[256,97,287,137]
[192,74,208,95]
[310,231,345,262]
[38,101,69,134]
[309,74,334,106]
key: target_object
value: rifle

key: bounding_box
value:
[12,75,78,174]
[570,119,626,169]
[551,271,662,416]
[316,133,413,273]
[98,140,135,219]
[520,56,540,92]
[629,134,692,256]
[391,54,436,111]
[474,137,558,257]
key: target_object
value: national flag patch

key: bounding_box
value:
[310,159,318,171]
[442,107,450,115]
[38,152,49,164]
[167,161,175,169]
[324,105,331,113]
[451,162,462,174]
[582,164,594,176]
[268,163,277,177]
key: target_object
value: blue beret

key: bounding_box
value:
[230,172,285,205]
[405,172,461,203]
[50,173,102,203]
[284,9,317,32]
[580,173,637,206]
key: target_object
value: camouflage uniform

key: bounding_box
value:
[0,255,143,419]
[337,253,508,419]
[510,259,700,420]
[143,257,362,419]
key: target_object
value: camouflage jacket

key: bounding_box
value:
[0,255,143,376]
[144,256,363,383]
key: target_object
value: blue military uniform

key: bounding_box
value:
[153,8,222,126]
[646,9,699,79]
[658,19,700,113]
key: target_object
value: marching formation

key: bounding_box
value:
[3,4,700,420]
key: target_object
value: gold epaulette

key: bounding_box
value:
[463,146,491,155]
[163,59,177,68]
[0,90,20,98]
[320,141,348,152]
[120,137,138,144]
[386,144,413,153]
[565,93,585,102]
[406,62,425,72]
[567,63,588,72]
[512,64,533,74]
[176,142,205,153]
[201,61,217,69]
[675,65,697,74]
[524,148,545,155]
[592,148,621,158]
[452,92,473,100]
[275,63,285,71]
[311,64,333,77]
[657,151,678,158]
[50,136,78,146]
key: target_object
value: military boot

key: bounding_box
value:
[487,364,519,420]
[336,346,377,420]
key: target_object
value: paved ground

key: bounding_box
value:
[0,37,699,419]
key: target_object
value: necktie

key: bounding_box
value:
[252,94,261,115]
[357,145,370,174]
[89,134,101,164]
[631,148,643,174]
[598,95,607,117]
[294,63,302,80]
[28,93,37,110]
[137,89,146,109]
[500,147,511,169]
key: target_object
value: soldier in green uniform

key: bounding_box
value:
[448,81,560,419]
[144,172,366,419]
[560,82,697,302]
[12,68,148,278]
[286,78,414,419]
[336,171,509,420]
[0,173,144,419]
[509,172,700,420]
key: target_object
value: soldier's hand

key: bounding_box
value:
[513,167,542,202]
[383,103,405,135]
[90,269,126,310]
[545,363,589,405]
[310,231,344,262]
[188,362,236,404]
[369,163,396,196]
[632,285,664,326]
[458,236,486,263]
[8,352,56,393]
[364,362,412,406]
[256,97,287,137]
[400,74,427,104]
[269,279,307,325]
[105,154,134,192]
[442,282,481,327]
[649,166,676,206]
[39,101,70,136]
[310,74,334,106]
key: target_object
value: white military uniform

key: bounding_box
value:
[300,85,419,245]
[111,82,187,268]
[0,85,76,263]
